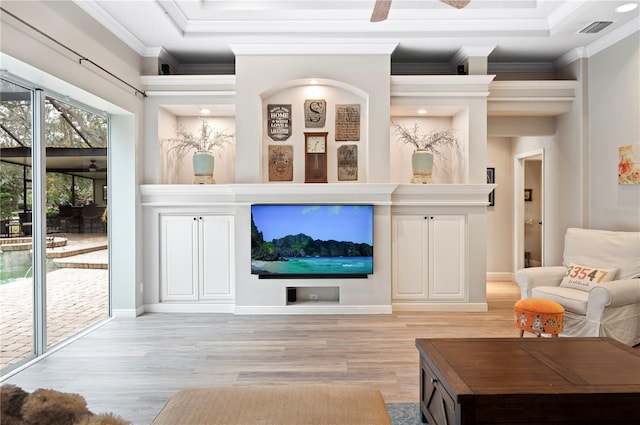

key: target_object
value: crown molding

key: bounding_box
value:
[72,0,147,56]
[553,47,587,70]
[230,42,398,56]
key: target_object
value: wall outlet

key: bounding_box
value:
[309,294,319,302]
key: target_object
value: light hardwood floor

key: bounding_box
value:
[4,281,524,425]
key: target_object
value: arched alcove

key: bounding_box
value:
[260,78,369,183]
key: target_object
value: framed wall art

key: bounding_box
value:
[337,145,358,181]
[335,104,360,141]
[487,167,495,207]
[267,104,291,141]
[524,188,532,202]
[268,145,293,181]
[304,99,326,128]
[618,144,640,185]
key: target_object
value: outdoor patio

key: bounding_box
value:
[0,235,108,371]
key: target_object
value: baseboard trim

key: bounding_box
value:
[487,272,515,281]
[392,302,488,312]
[112,307,144,318]
[144,303,235,313]
[234,305,393,315]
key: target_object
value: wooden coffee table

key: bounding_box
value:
[415,338,640,425]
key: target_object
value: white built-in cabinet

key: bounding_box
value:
[392,214,467,303]
[160,214,234,302]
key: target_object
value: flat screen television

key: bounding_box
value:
[251,204,374,278]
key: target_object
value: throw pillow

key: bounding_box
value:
[559,264,618,291]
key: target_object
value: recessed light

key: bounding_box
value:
[309,79,319,85]
[417,109,427,114]
[616,3,638,13]
[200,108,210,114]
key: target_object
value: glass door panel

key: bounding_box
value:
[0,79,35,372]
[44,96,109,349]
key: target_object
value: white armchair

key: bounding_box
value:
[515,228,640,346]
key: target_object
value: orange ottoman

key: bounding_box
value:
[514,298,564,337]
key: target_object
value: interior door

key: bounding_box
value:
[523,157,543,267]
[514,150,544,271]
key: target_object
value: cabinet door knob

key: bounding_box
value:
[193,217,197,221]
[430,377,438,384]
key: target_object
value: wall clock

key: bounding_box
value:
[304,132,328,183]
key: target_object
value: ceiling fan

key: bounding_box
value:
[88,159,106,172]
[371,0,470,23]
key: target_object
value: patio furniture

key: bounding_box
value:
[18,212,32,236]
[82,204,106,233]
[0,219,9,237]
[59,205,82,233]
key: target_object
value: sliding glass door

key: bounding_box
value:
[0,79,35,370]
[44,95,109,349]
[0,77,110,375]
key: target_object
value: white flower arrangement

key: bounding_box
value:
[391,121,459,156]
[161,118,234,161]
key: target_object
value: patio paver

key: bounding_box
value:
[0,236,108,372]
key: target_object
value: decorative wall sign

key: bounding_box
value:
[268,145,293,181]
[335,104,360,141]
[267,104,291,141]
[337,145,358,181]
[304,99,326,128]
[487,167,495,207]
[618,145,640,185]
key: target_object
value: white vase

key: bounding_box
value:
[192,151,216,184]
[411,150,434,184]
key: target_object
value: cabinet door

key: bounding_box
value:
[429,215,466,301]
[392,215,428,300]
[161,215,198,301]
[199,215,234,299]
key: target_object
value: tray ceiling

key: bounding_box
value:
[73,0,639,72]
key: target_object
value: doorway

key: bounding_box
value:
[0,77,110,375]
[514,150,544,271]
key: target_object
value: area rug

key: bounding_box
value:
[386,403,422,425]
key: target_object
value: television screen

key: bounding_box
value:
[251,204,374,278]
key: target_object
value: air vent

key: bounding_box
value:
[578,21,613,34]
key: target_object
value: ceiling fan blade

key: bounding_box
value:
[371,0,392,22]
[440,0,470,9]
[370,0,468,23]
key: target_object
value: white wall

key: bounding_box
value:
[588,33,640,231]
[486,31,639,272]
[511,62,586,266]
[486,137,513,276]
